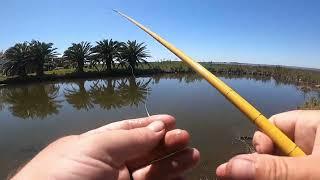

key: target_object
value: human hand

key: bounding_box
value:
[12,115,200,180]
[216,110,320,180]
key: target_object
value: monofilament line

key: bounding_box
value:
[127,63,151,117]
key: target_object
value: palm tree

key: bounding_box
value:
[92,39,121,72]
[0,51,4,60]
[3,42,31,77]
[29,40,58,76]
[63,42,93,73]
[119,40,150,73]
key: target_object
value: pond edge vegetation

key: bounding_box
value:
[0,39,320,110]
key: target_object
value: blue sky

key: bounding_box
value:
[1,0,319,68]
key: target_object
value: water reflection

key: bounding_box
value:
[1,84,61,119]
[65,81,94,110]
[0,77,152,119]
[118,77,151,107]
[89,79,125,110]
[0,89,5,111]
[0,74,319,179]
[0,74,318,120]
[152,73,203,84]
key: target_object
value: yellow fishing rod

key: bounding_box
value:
[114,10,305,157]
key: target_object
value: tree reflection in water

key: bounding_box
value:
[118,77,151,107]
[64,81,94,110]
[64,77,152,110]
[1,84,61,119]
[0,88,6,111]
[89,79,125,110]
[0,77,152,119]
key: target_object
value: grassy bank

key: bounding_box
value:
[1,61,320,89]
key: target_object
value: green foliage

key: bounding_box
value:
[3,42,31,76]
[29,40,58,76]
[91,39,121,71]
[1,41,58,77]
[63,41,93,73]
[119,40,150,72]
[1,40,320,90]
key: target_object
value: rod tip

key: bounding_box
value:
[112,9,120,13]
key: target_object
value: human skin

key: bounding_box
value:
[216,110,320,180]
[12,115,200,180]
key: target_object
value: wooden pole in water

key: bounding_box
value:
[114,10,305,157]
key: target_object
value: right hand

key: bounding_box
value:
[216,110,320,180]
[12,115,199,180]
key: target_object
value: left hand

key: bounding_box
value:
[12,115,200,180]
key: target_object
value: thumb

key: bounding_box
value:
[84,121,166,168]
[216,153,317,180]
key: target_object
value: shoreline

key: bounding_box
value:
[1,62,320,90]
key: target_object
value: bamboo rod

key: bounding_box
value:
[114,10,306,157]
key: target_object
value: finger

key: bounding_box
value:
[312,125,320,154]
[216,153,318,180]
[269,110,320,154]
[83,114,176,135]
[82,121,166,167]
[268,110,300,139]
[252,111,299,155]
[127,129,190,171]
[253,131,274,154]
[132,148,200,180]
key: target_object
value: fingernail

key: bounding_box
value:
[147,121,165,132]
[228,157,255,179]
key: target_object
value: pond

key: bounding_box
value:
[0,74,313,179]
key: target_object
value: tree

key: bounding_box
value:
[0,51,4,60]
[29,40,58,76]
[92,39,121,72]
[63,42,93,73]
[119,40,150,73]
[3,42,31,77]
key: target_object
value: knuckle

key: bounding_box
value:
[256,155,289,180]
[269,115,277,123]
[133,128,154,144]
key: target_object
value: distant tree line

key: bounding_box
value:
[1,40,320,87]
[0,39,150,77]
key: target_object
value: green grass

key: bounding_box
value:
[45,68,76,76]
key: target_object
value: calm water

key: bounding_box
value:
[0,74,312,179]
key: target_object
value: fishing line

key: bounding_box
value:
[126,62,151,117]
